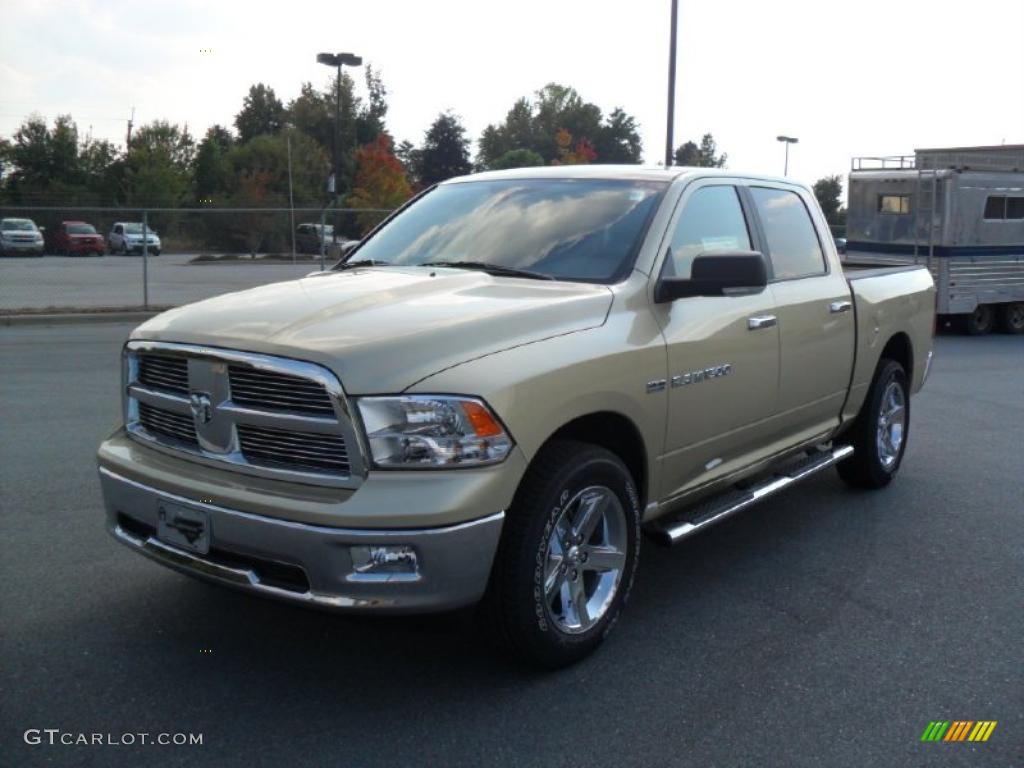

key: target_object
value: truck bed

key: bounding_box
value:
[843,262,925,280]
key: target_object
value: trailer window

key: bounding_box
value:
[878,194,911,214]
[984,195,1024,220]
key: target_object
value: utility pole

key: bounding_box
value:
[287,132,296,263]
[665,0,679,166]
[317,52,362,249]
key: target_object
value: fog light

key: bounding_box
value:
[349,545,419,581]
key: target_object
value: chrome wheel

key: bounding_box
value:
[876,380,906,470]
[543,485,628,635]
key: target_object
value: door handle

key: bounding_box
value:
[747,314,777,330]
[829,300,852,314]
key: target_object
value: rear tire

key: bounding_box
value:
[964,305,995,335]
[999,303,1024,334]
[837,359,909,489]
[478,440,641,668]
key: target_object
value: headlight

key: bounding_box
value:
[356,396,513,468]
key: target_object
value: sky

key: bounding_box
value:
[1,0,1022,194]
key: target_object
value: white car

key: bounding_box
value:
[0,218,45,257]
[108,222,161,255]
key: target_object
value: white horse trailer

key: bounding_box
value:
[845,146,1024,334]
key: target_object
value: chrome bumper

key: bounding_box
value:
[99,467,504,613]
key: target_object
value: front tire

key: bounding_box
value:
[837,359,909,489]
[479,440,641,668]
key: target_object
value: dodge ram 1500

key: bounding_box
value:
[98,166,935,667]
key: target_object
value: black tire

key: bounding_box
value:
[999,303,1024,334]
[964,305,995,335]
[478,440,641,668]
[837,359,909,489]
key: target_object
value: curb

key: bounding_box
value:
[1,310,164,327]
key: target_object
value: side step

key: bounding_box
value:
[649,445,854,546]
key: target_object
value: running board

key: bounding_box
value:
[649,445,854,546]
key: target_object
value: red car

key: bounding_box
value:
[50,221,106,256]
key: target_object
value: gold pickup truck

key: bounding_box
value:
[97,166,935,667]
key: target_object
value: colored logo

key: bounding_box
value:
[921,721,997,742]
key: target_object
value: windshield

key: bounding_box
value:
[123,223,153,235]
[347,178,666,282]
[2,219,37,232]
[67,223,97,235]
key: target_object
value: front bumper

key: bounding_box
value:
[1,241,43,255]
[99,467,505,612]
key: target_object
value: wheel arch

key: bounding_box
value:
[880,331,913,382]
[535,411,649,509]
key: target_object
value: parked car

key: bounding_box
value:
[98,166,936,667]
[50,221,106,256]
[295,223,333,254]
[108,222,161,255]
[0,217,45,257]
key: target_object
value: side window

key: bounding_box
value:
[751,187,826,280]
[664,185,751,278]
[115,225,123,235]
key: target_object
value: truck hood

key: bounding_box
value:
[132,266,613,393]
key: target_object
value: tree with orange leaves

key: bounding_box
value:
[346,134,413,235]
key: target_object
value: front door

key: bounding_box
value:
[652,181,780,502]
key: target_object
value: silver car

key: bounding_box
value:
[0,218,45,257]
[108,222,161,255]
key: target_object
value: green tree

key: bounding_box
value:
[489,148,545,170]
[193,126,234,202]
[595,108,642,164]
[416,112,472,186]
[476,84,642,169]
[673,133,727,167]
[235,83,286,143]
[124,121,194,209]
[813,175,845,225]
[287,82,333,150]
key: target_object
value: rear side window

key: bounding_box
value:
[664,185,751,278]
[751,187,826,280]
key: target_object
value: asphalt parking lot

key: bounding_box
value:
[0,253,322,311]
[2,325,1021,767]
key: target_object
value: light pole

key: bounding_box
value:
[777,135,798,175]
[317,51,362,248]
[665,0,679,166]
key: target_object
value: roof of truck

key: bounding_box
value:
[445,164,798,186]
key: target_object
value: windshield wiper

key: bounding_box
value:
[336,259,389,270]
[420,260,555,281]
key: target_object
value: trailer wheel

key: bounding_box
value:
[964,305,995,335]
[999,303,1024,334]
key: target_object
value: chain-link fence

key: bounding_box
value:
[0,205,393,313]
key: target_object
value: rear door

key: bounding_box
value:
[747,184,855,444]
[652,180,780,501]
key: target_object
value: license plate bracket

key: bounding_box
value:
[156,499,211,555]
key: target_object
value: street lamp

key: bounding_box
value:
[317,51,362,248]
[776,135,798,175]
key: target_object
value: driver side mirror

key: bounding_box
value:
[654,251,768,303]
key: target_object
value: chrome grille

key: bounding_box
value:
[138,354,189,395]
[228,365,334,415]
[138,402,198,445]
[238,424,349,474]
[124,341,366,488]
